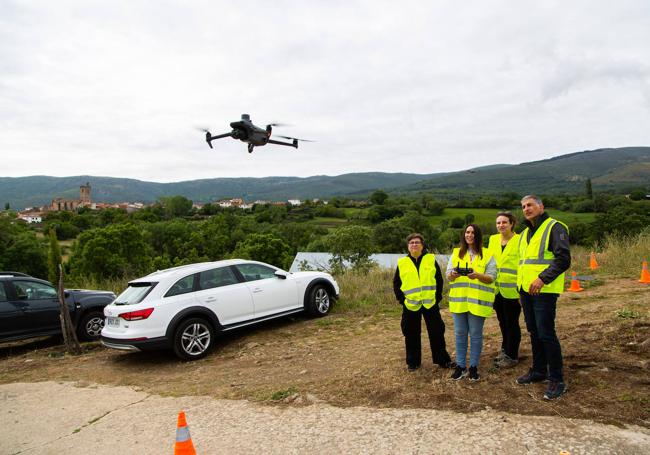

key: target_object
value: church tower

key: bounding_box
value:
[80,182,91,204]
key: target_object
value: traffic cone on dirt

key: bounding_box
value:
[174,411,196,455]
[589,252,599,270]
[640,261,650,284]
[567,271,583,292]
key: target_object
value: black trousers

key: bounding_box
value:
[520,291,564,382]
[493,293,522,359]
[400,304,451,368]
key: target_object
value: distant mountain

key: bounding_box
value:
[396,146,650,195]
[1,147,648,210]
[0,172,440,210]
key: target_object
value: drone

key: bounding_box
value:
[202,114,313,153]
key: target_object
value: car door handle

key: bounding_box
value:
[252,288,263,293]
[204,297,217,303]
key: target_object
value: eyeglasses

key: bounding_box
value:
[408,241,422,245]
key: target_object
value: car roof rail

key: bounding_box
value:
[0,271,32,277]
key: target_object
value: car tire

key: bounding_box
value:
[172,317,214,361]
[305,284,332,317]
[77,311,105,341]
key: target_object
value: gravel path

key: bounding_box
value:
[1,381,649,454]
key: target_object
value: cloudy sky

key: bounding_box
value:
[1,1,649,182]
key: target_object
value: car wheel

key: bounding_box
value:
[77,311,105,341]
[172,317,214,360]
[306,284,332,317]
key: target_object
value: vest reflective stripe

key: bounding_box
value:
[448,296,494,307]
[517,217,567,295]
[403,285,435,295]
[398,254,437,311]
[487,233,520,299]
[449,282,495,294]
[448,247,495,317]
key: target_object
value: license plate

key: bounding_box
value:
[106,317,120,327]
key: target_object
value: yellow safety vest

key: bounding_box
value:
[398,254,438,311]
[448,247,495,317]
[487,233,520,299]
[517,217,568,294]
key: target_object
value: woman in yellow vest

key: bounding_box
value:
[446,224,496,381]
[487,211,521,369]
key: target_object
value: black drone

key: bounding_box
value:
[202,114,312,153]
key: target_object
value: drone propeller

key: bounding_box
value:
[266,122,291,128]
[276,135,315,142]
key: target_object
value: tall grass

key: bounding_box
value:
[65,275,131,295]
[595,228,650,277]
[333,268,399,315]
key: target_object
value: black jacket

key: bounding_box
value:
[393,251,444,305]
[522,211,571,284]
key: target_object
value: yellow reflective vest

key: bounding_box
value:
[398,254,437,311]
[517,217,568,294]
[487,233,520,299]
[448,247,495,317]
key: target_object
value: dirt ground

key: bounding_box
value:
[1,277,648,430]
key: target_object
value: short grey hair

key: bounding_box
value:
[521,194,543,205]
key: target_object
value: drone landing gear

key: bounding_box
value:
[248,144,254,153]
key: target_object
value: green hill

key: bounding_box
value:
[398,147,650,195]
[1,147,648,210]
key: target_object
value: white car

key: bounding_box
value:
[101,259,339,360]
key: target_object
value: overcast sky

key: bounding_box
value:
[1,1,649,182]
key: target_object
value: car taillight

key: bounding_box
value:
[119,308,154,321]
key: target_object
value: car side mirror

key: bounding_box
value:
[274,270,288,280]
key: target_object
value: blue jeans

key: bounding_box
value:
[452,312,486,368]
[520,291,564,382]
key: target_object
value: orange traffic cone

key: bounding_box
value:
[640,261,650,284]
[567,271,583,292]
[589,252,599,270]
[174,411,196,455]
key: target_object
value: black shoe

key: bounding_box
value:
[450,366,467,380]
[543,381,567,400]
[468,366,480,382]
[516,368,547,385]
[438,360,457,369]
[407,365,420,372]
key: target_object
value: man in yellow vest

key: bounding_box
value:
[393,233,454,372]
[516,195,570,400]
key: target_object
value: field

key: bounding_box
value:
[1,248,648,429]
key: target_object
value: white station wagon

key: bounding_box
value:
[101,259,339,360]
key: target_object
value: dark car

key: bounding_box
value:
[0,272,116,343]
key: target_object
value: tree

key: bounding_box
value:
[373,219,411,253]
[232,233,293,269]
[4,202,9,210]
[585,178,593,199]
[160,195,193,218]
[322,225,376,273]
[47,229,62,284]
[70,223,152,279]
[0,218,47,278]
[370,189,389,205]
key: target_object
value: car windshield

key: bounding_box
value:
[114,282,156,305]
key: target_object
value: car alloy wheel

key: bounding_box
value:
[306,284,332,317]
[315,287,330,313]
[173,318,214,360]
[77,311,105,341]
